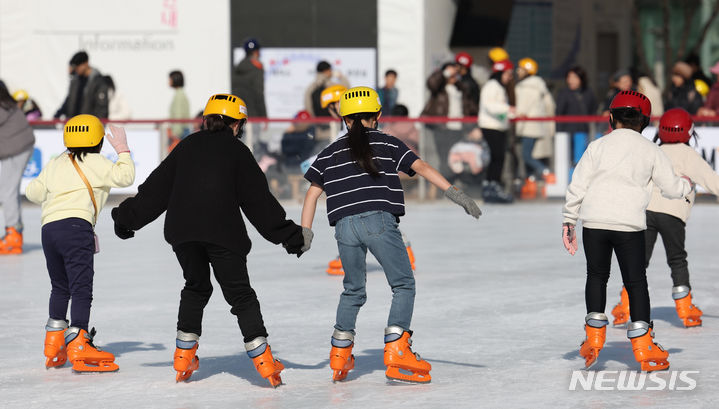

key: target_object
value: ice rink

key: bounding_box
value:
[1,200,717,409]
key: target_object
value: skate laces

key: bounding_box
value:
[85,328,103,351]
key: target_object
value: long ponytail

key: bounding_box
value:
[346,112,380,177]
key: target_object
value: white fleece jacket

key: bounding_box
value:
[563,128,692,231]
[647,142,719,222]
[478,79,510,131]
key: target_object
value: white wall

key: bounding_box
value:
[0,0,230,119]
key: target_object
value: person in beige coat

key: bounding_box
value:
[611,108,718,329]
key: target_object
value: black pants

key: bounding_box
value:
[645,210,689,288]
[583,228,651,323]
[42,218,95,332]
[481,128,507,184]
[173,242,267,343]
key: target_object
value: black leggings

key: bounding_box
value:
[481,128,507,184]
[583,227,651,323]
[173,241,267,343]
[645,210,689,288]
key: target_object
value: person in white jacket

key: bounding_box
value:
[479,59,515,203]
[562,90,693,372]
[514,57,556,196]
[611,108,718,328]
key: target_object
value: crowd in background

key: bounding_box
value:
[3,41,719,205]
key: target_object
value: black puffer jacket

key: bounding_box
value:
[112,128,303,255]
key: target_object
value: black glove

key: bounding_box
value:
[283,226,305,258]
[111,208,134,240]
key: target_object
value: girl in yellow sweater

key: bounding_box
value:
[26,114,135,372]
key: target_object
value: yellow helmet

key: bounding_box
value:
[320,84,348,108]
[518,58,538,75]
[203,93,248,120]
[488,47,509,63]
[694,79,710,97]
[63,114,105,148]
[12,89,29,102]
[339,86,382,117]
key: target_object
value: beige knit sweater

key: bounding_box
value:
[646,143,719,222]
[563,128,692,231]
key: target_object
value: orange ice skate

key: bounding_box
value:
[330,330,355,382]
[628,321,669,372]
[65,327,119,373]
[44,319,68,368]
[542,169,556,184]
[611,287,630,326]
[246,337,284,387]
[579,313,608,369]
[383,326,431,383]
[520,177,538,200]
[406,245,416,271]
[327,257,344,275]
[0,227,22,255]
[673,286,702,327]
[174,331,200,382]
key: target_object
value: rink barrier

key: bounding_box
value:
[26,116,719,200]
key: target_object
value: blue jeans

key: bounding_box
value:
[520,137,548,177]
[334,210,415,333]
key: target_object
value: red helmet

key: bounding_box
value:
[455,52,473,67]
[492,59,514,73]
[609,90,651,118]
[658,108,694,144]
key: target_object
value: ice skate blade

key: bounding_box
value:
[176,356,199,382]
[681,318,702,328]
[267,373,283,388]
[639,360,670,372]
[45,354,67,369]
[385,367,431,384]
[581,348,601,370]
[330,354,354,382]
[71,360,119,373]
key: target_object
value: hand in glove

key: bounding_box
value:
[300,227,313,253]
[107,125,130,154]
[562,222,577,255]
[283,226,308,258]
[111,208,134,240]
[444,185,482,219]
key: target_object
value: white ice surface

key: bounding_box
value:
[1,201,717,409]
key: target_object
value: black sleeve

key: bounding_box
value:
[113,148,177,231]
[237,145,302,246]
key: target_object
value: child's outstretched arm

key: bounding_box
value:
[410,159,482,219]
[301,183,324,229]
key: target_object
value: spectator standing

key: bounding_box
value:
[601,69,634,115]
[697,61,719,116]
[635,72,664,118]
[169,70,191,139]
[421,62,473,179]
[12,89,42,121]
[378,69,398,114]
[455,52,480,116]
[54,51,109,119]
[665,62,703,115]
[231,38,267,118]
[0,80,35,254]
[304,61,350,117]
[514,57,556,194]
[555,66,597,168]
[478,60,515,203]
[104,76,131,121]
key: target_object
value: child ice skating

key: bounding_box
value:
[611,108,719,328]
[26,115,136,372]
[562,91,693,371]
[301,86,481,383]
[111,94,308,386]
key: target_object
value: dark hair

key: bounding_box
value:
[441,62,456,71]
[104,75,115,91]
[385,69,397,77]
[169,70,184,88]
[391,104,408,116]
[346,112,380,177]
[203,114,245,134]
[610,108,647,132]
[566,65,588,90]
[68,140,103,162]
[0,80,16,110]
[317,61,331,73]
[70,51,89,66]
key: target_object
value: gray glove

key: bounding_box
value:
[301,227,314,252]
[445,186,482,219]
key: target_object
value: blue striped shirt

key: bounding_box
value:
[305,130,420,225]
